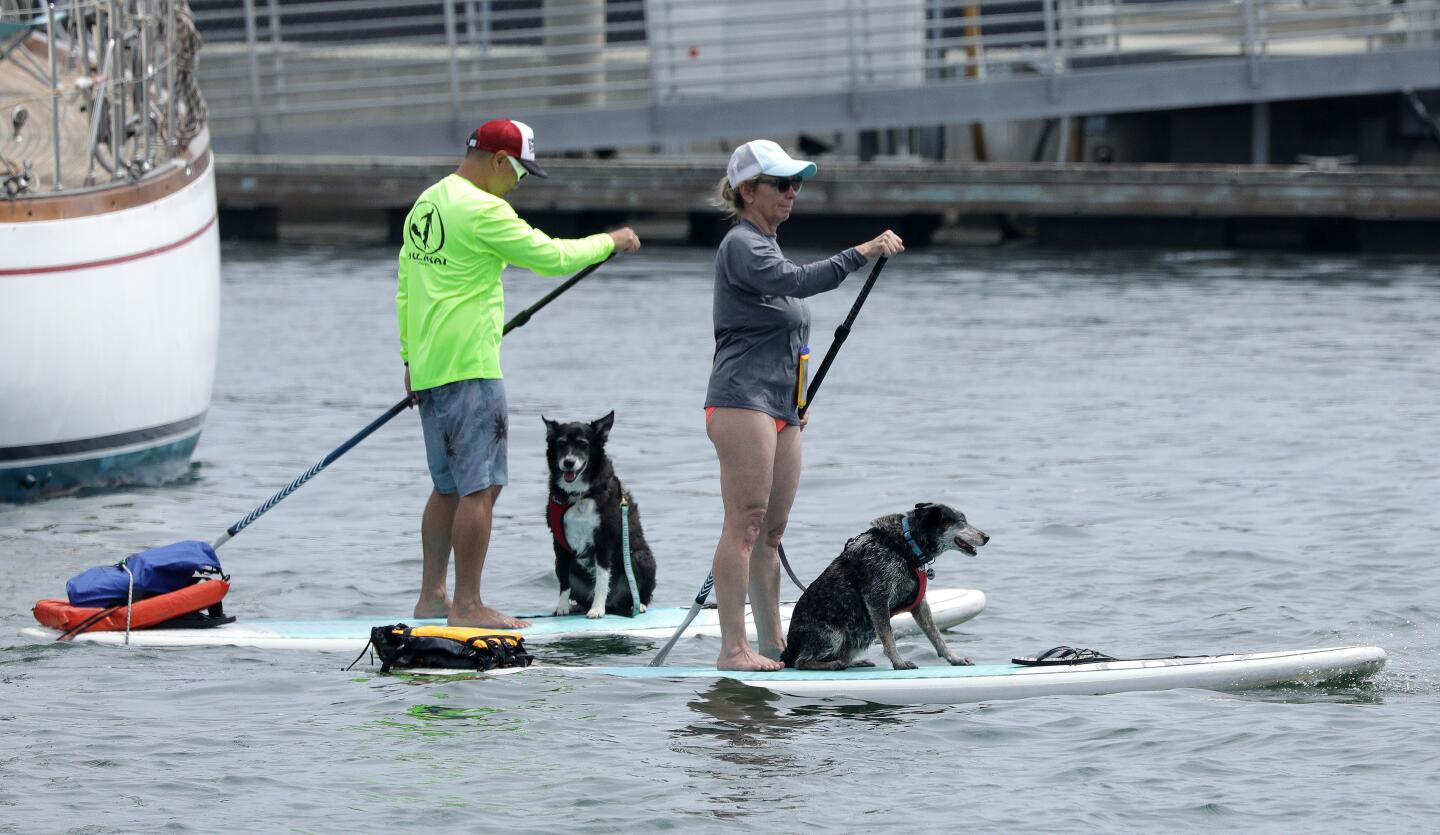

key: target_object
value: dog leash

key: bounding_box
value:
[620,494,641,618]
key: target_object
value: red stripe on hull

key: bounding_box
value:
[0,213,218,277]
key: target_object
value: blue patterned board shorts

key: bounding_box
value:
[417,378,508,496]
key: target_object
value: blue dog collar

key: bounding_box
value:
[901,514,931,563]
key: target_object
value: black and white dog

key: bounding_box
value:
[781,503,988,670]
[543,412,656,618]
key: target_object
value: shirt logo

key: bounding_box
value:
[407,201,446,255]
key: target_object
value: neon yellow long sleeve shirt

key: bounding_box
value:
[397,174,615,391]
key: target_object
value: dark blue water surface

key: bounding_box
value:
[3,241,1438,832]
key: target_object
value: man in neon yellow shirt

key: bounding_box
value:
[398,119,640,628]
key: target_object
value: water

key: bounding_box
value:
[3,241,1438,832]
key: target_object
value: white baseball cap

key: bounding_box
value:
[727,139,817,188]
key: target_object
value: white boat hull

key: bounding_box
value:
[0,158,220,501]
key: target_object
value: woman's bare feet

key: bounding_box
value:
[449,602,530,629]
[414,591,450,619]
[717,643,783,672]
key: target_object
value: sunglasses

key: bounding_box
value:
[506,154,528,182]
[754,175,803,194]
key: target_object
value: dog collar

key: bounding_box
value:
[901,514,932,564]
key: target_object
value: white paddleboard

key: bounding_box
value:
[21,587,987,651]
[526,645,1387,705]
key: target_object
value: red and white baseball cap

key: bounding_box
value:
[467,119,549,179]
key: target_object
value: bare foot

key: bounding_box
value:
[717,644,783,672]
[449,603,531,629]
[414,592,450,619]
[758,640,786,661]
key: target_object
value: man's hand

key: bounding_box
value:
[609,227,641,254]
[404,366,417,405]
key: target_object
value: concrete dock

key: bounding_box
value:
[215,155,1440,251]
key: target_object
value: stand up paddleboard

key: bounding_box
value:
[21,587,987,651]
[448,646,1384,705]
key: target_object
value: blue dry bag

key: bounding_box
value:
[66,540,224,607]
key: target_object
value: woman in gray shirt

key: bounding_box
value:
[706,140,904,671]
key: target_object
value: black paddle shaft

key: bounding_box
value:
[501,256,610,335]
[799,256,887,419]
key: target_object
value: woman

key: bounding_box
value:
[706,139,905,671]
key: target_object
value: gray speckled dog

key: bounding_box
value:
[781,503,989,670]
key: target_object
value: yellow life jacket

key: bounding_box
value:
[367,623,534,673]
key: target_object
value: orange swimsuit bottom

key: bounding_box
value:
[705,407,789,433]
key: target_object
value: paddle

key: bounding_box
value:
[650,256,889,666]
[200,256,611,551]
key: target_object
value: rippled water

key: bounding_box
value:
[3,241,1438,831]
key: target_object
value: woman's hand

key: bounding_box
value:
[856,229,905,261]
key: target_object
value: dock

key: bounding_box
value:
[215,155,1440,251]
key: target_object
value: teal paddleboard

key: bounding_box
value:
[22,587,987,651]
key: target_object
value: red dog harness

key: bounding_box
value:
[891,568,929,616]
[548,492,576,557]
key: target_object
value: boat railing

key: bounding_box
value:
[0,0,206,197]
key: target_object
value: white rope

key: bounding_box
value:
[121,560,134,646]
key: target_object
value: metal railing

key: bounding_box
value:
[1,0,206,195]
[188,0,1440,153]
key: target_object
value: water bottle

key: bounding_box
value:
[796,343,811,411]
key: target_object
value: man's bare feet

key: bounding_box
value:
[448,602,530,629]
[717,643,783,672]
[414,592,450,619]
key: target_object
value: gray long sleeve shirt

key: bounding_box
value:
[705,219,868,424]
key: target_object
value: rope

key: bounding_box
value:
[343,639,373,672]
[169,0,206,145]
[121,559,134,646]
[619,494,641,618]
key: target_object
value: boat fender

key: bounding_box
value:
[366,624,535,674]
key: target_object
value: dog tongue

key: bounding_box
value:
[563,472,578,483]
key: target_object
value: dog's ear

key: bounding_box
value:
[591,411,615,442]
[542,416,559,440]
[913,502,943,527]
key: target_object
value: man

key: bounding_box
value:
[397,119,641,628]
